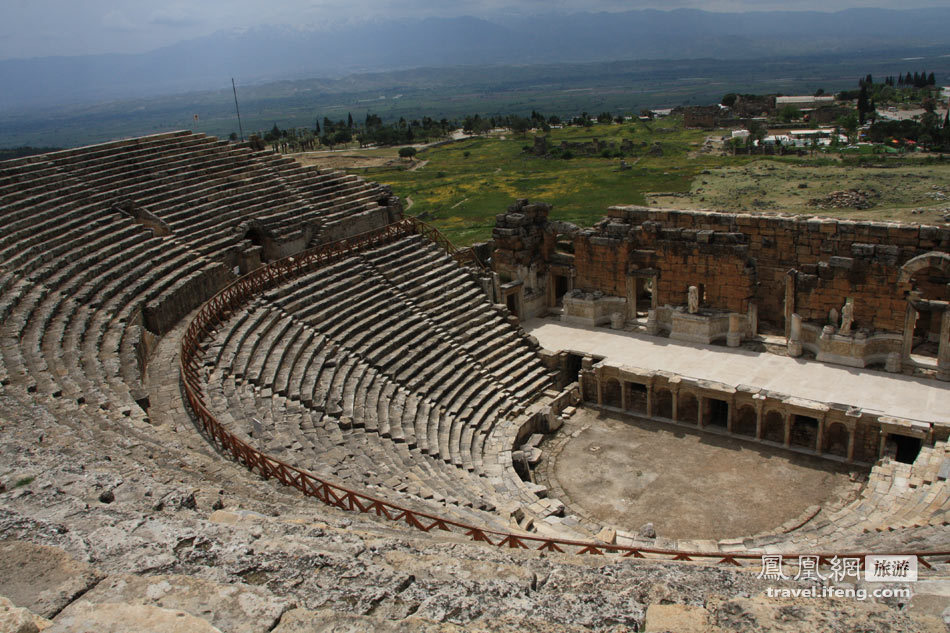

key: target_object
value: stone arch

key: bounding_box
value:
[733,404,757,437]
[762,410,785,443]
[603,377,622,408]
[655,388,673,419]
[824,422,850,458]
[625,382,648,415]
[898,252,950,284]
[790,414,819,450]
[678,391,699,424]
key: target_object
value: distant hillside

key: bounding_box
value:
[2,7,950,112]
[3,47,950,149]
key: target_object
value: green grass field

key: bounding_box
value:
[352,117,735,244]
[299,118,950,245]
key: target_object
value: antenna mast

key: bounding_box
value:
[232,77,245,142]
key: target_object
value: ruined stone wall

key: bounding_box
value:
[488,203,947,333]
[793,260,906,332]
[572,234,630,298]
[606,207,948,331]
[143,262,233,335]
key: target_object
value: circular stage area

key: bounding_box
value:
[542,409,864,541]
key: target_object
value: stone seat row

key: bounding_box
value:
[0,213,214,420]
[206,301,515,476]
[202,371,514,531]
[357,236,552,400]
[260,258,533,440]
[0,131,391,264]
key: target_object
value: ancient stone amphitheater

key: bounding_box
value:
[0,131,947,632]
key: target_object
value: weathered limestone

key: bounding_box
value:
[0,596,50,633]
[0,540,104,619]
[48,601,223,633]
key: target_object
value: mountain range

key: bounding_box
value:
[2,7,949,113]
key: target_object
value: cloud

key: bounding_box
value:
[101,10,137,32]
[149,6,202,28]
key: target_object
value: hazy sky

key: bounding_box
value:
[3,0,950,60]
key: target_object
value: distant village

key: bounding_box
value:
[674,74,950,154]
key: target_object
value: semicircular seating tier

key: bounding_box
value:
[197,233,559,530]
[0,131,396,423]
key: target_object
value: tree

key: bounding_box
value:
[857,84,869,125]
[332,129,352,145]
[837,112,859,145]
[398,147,417,160]
[347,112,353,129]
[779,105,801,123]
[747,120,767,145]
[264,124,282,143]
[510,116,532,137]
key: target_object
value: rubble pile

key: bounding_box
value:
[808,189,878,210]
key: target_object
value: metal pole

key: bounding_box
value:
[232,78,245,142]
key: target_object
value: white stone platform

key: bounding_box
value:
[525,318,949,425]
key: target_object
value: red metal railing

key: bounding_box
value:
[179,220,949,570]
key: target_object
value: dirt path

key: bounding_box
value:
[408,159,428,172]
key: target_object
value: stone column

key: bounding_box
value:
[620,381,628,411]
[783,411,792,447]
[646,380,655,418]
[879,431,888,459]
[697,396,705,427]
[727,313,743,348]
[937,310,950,382]
[726,398,734,433]
[787,313,803,357]
[901,304,917,360]
[646,309,659,335]
[754,394,765,440]
[847,427,856,463]
[625,276,637,321]
[784,270,796,338]
[671,385,680,422]
[815,414,825,454]
[596,377,604,406]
